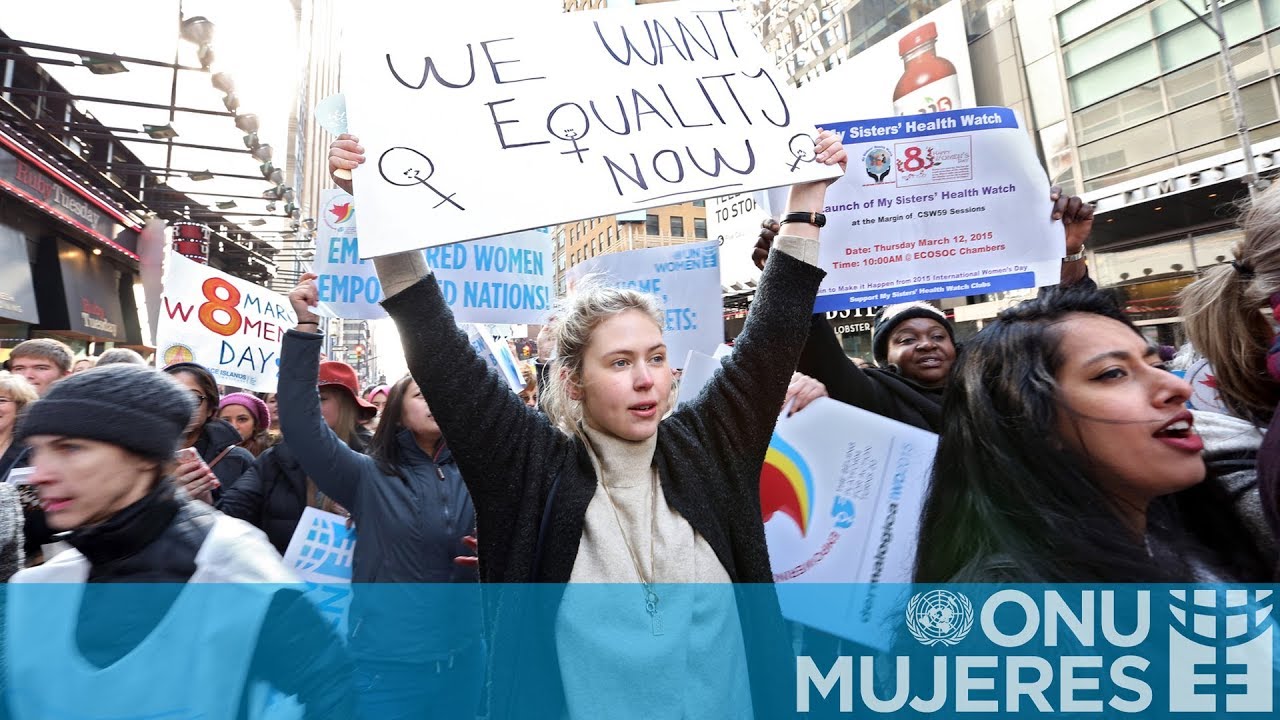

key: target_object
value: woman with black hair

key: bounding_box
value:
[274,312,482,720]
[161,362,255,498]
[914,284,1273,583]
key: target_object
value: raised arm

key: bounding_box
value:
[1053,185,1094,287]
[669,131,846,480]
[373,261,572,511]
[278,275,377,511]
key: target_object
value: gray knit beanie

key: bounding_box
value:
[16,364,196,460]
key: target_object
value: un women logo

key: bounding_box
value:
[906,589,974,646]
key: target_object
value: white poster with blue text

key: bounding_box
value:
[567,240,721,368]
[814,107,1062,312]
[341,0,841,255]
[313,190,553,323]
[283,507,355,637]
[762,397,937,650]
[156,253,294,393]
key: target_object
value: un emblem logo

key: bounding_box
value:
[906,589,974,646]
[1168,588,1275,712]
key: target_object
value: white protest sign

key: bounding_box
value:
[156,254,295,392]
[706,191,773,290]
[762,398,937,649]
[712,1,975,290]
[6,467,34,486]
[813,107,1062,311]
[283,507,356,636]
[313,190,554,323]
[567,240,722,368]
[342,1,841,255]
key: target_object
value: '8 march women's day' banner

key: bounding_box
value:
[156,253,295,393]
[812,106,1063,311]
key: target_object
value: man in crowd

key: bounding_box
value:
[8,338,74,397]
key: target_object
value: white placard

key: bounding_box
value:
[762,397,938,649]
[706,191,773,291]
[282,507,356,636]
[711,1,976,290]
[342,1,841,256]
[156,254,296,393]
[567,240,722,368]
[813,107,1063,311]
[313,190,554,324]
[6,467,34,486]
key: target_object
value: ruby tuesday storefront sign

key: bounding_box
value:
[0,139,135,256]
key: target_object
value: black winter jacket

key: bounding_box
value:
[797,314,943,432]
[194,418,255,491]
[218,434,367,554]
[381,250,824,719]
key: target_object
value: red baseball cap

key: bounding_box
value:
[318,361,378,420]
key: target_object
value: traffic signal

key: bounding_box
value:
[352,343,366,359]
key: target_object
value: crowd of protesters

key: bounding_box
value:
[0,126,1273,719]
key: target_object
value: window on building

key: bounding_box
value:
[670,217,685,237]
[607,226,615,246]
[694,217,707,239]
[1069,44,1160,110]
[646,214,659,235]
[692,199,705,207]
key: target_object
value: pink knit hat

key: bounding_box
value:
[219,392,270,431]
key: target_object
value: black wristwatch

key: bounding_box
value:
[782,211,826,228]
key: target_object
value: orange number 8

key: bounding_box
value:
[198,278,242,336]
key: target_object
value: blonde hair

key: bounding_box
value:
[542,280,665,439]
[0,372,38,411]
[1180,185,1280,423]
[318,386,361,446]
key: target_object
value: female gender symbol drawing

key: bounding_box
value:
[787,133,817,172]
[378,146,465,210]
[547,102,591,163]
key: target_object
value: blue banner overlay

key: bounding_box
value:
[814,271,1035,312]
[827,107,1021,143]
[4,583,1278,718]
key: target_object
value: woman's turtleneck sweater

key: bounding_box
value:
[556,424,753,719]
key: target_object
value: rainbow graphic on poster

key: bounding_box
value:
[760,433,815,536]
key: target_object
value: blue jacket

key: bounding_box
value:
[277,331,481,661]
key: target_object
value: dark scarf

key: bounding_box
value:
[65,481,199,669]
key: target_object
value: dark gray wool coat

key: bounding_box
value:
[382,250,825,719]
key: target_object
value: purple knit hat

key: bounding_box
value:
[219,392,270,431]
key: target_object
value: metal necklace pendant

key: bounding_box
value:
[644,586,663,636]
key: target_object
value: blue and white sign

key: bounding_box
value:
[762,397,937,650]
[567,239,723,368]
[813,107,1062,311]
[313,189,554,323]
[282,507,356,636]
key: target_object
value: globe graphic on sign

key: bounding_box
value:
[1169,589,1274,647]
[906,589,974,646]
[162,344,194,366]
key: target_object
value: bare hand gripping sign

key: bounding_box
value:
[343,1,840,256]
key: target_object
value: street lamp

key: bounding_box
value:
[1176,0,1263,198]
